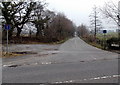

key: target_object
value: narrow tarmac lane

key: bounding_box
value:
[2,37,119,83]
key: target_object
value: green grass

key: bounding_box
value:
[79,32,119,53]
[96,32,118,40]
[80,32,119,49]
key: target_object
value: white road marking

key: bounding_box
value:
[3,62,53,67]
[41,62,52,65]
[113,75,120,77]
[101,76,107,79]
[69,80,73,82]
[53,74,120,83]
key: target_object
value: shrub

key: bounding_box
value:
[106,37,120,50]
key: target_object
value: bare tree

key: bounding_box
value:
[89,6,103,38]
[1,1,36,39]
[100,1,118,25]
[31,1,49,38]
[45,13,75,41]
[77,24,89,38]
[100,1,120,43]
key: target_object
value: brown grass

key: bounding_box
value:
[1,52,24,58]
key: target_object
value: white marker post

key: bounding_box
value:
[5,25,10,54]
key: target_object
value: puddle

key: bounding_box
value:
[12,51,37,54]
[43,48,58,51]
[51,53,57,55]
[80,61,85,62]
[6,64,21,68]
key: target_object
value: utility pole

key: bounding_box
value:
[118,1,120,48]
[94,8,97,39]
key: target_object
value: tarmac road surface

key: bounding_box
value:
[2,37,119,83]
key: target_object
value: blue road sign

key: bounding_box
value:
[4,25,10,30]
[103,30,107,34]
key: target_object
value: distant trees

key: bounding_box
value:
[77,24,89,38]
[44,13,75,42]
[77,24,97,43]
[89,6,103,38]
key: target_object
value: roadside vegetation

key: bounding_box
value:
[1,52,23,58]
[77,1,119,53]
[77,24,119,53]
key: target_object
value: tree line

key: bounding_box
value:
[77,1,119,50]
[77,1,119,40]
[1,1,75,43]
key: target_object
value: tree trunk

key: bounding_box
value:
[16,28,22,37]
[36,27,40,37]
[9,27,14,39]
[36,25,43,37]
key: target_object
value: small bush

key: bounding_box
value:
[106,37,120,50]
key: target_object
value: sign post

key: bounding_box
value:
[103,30,107,50]
[4,25,10,54]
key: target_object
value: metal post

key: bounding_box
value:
[103,33,106,50]
[6,30,8,54]
[103,30,107,50]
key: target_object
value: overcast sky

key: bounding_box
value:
[45,0,119,30]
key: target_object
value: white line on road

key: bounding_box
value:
[3,61,53,68]
[53,74,120,83]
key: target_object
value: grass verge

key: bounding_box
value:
[1,52,24,58]
[80,37,120,54]
[88,42,103,49]
[52,38,70,44]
